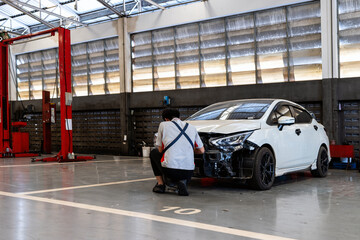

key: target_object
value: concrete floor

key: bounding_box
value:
[0,155,359,240]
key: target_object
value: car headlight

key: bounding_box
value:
[210,131,253,151]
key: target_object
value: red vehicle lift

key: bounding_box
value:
[0,35,11,157]
[1,27,93,162]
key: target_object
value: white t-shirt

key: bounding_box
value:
[155,118,203,170]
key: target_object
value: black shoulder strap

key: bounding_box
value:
[172,122,194,149]
[162,121,194,154]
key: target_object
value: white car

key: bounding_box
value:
[186,99,330,190]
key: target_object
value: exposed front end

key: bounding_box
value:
[194,131,259,179]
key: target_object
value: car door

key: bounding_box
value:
[290,106,319,166]
[268,105,304,169]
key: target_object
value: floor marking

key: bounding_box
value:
[0,158,145,168]
[18,177,155,195]
[0,190,296,240]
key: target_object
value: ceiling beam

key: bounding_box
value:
[144,0,166,10]
[5,30,23,36]
[7,0,87,27]
[18,0,198,33]
[129,0,141,15]
[47,0,80,19]
[1,0,55,28]
[0,9,30,32]
[97,0,123,17]
[137,0,142,12]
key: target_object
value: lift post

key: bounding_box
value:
[58,27,73,160]
[1,27,93,162]
[0,41,11,156]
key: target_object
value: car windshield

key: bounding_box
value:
[187,100,273,120]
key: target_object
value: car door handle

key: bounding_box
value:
[295,129,301,136]
[314,125,318,131]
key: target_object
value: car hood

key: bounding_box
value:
[186,120,261,134]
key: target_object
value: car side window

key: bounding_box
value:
[268,105,292,125]
[292,107,312,124]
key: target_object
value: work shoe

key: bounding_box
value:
[177,180,189,196]
[152,183,165,193]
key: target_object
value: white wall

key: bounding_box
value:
[123,0,316,92]
[9,21,118,100]
[9,0,327,97]
[10,0,315,55]
[127,0,314,33]
[10,20,118,55]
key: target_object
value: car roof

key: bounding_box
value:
[209,99,275,104]
[206,99,287,107]
[204,99,307,117]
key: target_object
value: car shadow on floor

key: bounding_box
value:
[189,171,314,191]
[273,171,314,187]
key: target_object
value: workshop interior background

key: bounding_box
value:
[4,0,360,159]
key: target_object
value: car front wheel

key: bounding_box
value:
[311,146,329,177]
[250,147,275,190]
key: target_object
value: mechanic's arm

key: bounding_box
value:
[194,147,205,154]
[156,123,164,153]
[194,132,205,154]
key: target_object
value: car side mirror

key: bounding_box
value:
[278,116,295,131]
[278,116,295,125]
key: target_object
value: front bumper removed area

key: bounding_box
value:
[194,133,259,179]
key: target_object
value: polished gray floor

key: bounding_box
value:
[0,155,359,240]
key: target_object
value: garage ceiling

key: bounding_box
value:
[0,0,202,36]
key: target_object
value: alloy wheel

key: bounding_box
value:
[260,152,275,186]
[320,150,329,174]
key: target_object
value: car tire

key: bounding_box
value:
[311,146,329,177]
[250,147,275,190]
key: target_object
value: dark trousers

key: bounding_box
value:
[150,149,193,183]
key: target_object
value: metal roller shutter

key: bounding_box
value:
[299,102,322,123]
[21,110,122,154]
[132,107,203,147]
[341,101,360,158]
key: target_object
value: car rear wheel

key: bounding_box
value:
[250,147,275,190]
[311,146,329,177]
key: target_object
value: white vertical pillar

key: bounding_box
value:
[321,0,339,79]
[124,18,132,93]
[332,0,339,78]
[118,18,132,93]
[118,18,125,93]
[8,46,17,101]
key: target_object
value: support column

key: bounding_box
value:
[321,0,339,144]
[322,78,339,144]
[119,18,130,154]
[321,0,339,79]
[332,79,340,144]
[58,27,73,159]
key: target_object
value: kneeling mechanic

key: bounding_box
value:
[150,108,205,196]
